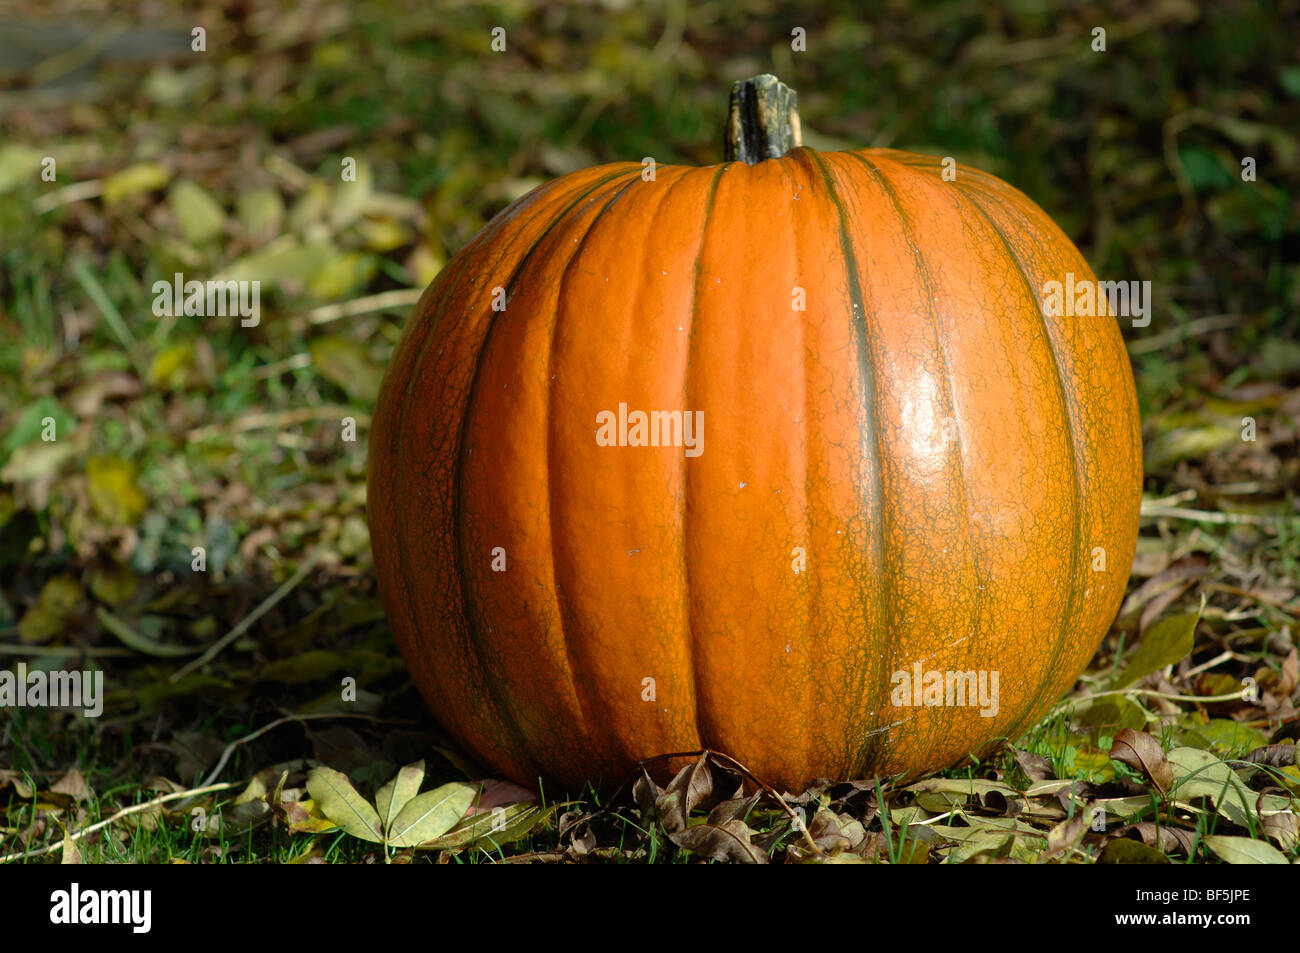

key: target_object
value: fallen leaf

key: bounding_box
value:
[668,818,768,864]
[1099,838,1169,863]
[1110,729,1175,795]
[102,162,170,203]
[1115,609,1200,687]
[169,180,225,243]
[387,782,478,848]
[1203,834,1290,865]
[375,760,424,832]
[305,766,382,843]
[655,753,715,833]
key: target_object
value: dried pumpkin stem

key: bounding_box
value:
[724,74,802,164]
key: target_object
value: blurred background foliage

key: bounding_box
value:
[0,0,1296,829]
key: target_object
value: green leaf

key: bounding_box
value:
[305,767,383,843]
[1197,719,1271,757]
[939,830,1016,864]
[169,180,226,244]
[1203,835,1290,865]
[143,66,211,107]
[1144,425,1242,470]
[236,186,284,242]
[376,761,425,834]
[287,182,330,233]
[218,237,344,288]
[0,144,44,193]
[258,649,350,684]
[309,335,383,404]
[1094,795,1153,823]
[307,250,376,300]
[386,782,478,848]
[3,398,76,454]
[97,607,198,657]
[1177,145,1234,191]
[1281,67,1300,99]
[1077,695,1149,731]
[330,158,373,228]
[1167,747,1255,828]
[1115,606,1200,687]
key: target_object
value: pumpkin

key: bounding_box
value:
[367,75,1142,793]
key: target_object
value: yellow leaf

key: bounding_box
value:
[405,243,444,287]
[102,162,170,203]
[0,144,45,193]
[375,761,425,832]
[387,782,478,848]
[18,574,85,643]
[148,341,196,390]
[356,217,411,253]
[305,767,383,843]
[86,455,148,525]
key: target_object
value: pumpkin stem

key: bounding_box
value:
[725,74,802,164]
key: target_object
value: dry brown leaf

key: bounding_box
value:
[1012,747,1055,783]
[50,768,94,803]
[706,791,761,827]
[1110,729,1175,795]
[1043,802,1095,860]
[1112,821,1198,855]
[1261,810,1300,850]
[1242,744,1298,767]
[655,752,715,833]
[1118,555,1210,623]
[668,818,768,864]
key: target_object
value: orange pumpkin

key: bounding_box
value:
[367,76,1142,793]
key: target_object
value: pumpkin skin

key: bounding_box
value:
[367,146,1143,794]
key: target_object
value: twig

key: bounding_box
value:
[195,712,385,792]
[1140,505,1298,527]
[32,179,104,214]
[704,750,826,857]
[170,552,320,681]
[1180,650,1238,679]
[1126,313,1241,356]
[1203,584,1300,617]
[0,782,237,864]
[187,406,368,441]
[0,644,134,657]
[306,288,424,325]
[1050,686,1256,720]
[31,16,131,85]
[1141,489,1198,509]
